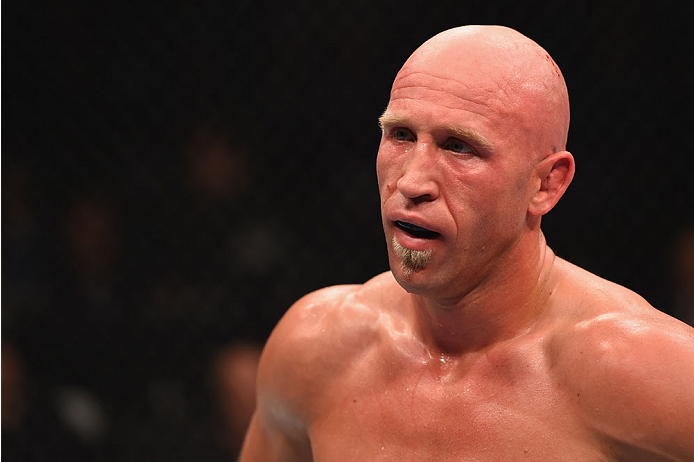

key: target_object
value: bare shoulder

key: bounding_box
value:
[261,271,400,377]
[256,272,400,423]
[549,258,694,460]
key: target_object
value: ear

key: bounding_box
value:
[528,151,575,216]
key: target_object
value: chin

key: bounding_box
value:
[389,256,468,302]
[389,258,436,295]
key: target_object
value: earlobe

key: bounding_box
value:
[528,151,575,216]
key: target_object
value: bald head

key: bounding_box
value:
[394,25,570,157]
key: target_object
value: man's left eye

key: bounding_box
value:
[444,139,473,154]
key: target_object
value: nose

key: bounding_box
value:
[396,143,439,202]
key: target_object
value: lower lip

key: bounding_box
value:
[393,226,440,251]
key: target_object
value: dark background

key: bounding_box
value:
[3,1,693,460]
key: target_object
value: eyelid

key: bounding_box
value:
[443,137,477,155]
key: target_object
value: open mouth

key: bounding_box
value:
[394,221,440,239]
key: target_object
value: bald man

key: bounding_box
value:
[240,26,694,461]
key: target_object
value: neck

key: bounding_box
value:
[411,231,557,355]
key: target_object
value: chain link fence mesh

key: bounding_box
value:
[3,1,693,460]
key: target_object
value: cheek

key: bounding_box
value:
[376,146,398,194]
[487,178,533,233]
[447,171,524,229]
[375,151,385,187]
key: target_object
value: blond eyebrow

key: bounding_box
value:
[441,124,494,152]
[378,111,493,152]
[378,111,406,131]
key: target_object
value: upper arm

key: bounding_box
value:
[239,412,312,462]
[570,313,694,460]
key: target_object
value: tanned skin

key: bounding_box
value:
[240,26,694,461]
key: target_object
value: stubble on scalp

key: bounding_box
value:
[392,236,433,276]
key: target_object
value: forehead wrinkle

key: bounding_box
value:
[396,70,492,93]
[394,70,518,109]
[390,85,491,113]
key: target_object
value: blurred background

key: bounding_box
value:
[3,1,693,460]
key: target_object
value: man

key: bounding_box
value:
[240,25,694,461]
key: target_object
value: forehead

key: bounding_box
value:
[391,65,517,114]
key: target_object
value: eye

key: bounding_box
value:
[443,138,474,154]
[392,128,414,141]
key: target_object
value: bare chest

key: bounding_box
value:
[307,347,605,461]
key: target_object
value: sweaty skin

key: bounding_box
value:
[240,26,694,461]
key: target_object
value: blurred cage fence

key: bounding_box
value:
[2,2,693,461]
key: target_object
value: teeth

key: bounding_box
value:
[395,221,439,239]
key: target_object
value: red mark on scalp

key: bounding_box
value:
[545,54,561,78]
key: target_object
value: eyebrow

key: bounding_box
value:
[378,111,493,152]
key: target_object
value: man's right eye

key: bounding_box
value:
[393,129,413,141]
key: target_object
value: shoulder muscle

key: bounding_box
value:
[559,310,694,460]
[257,284,380,430]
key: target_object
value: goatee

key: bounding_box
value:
[392,236,433,275]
